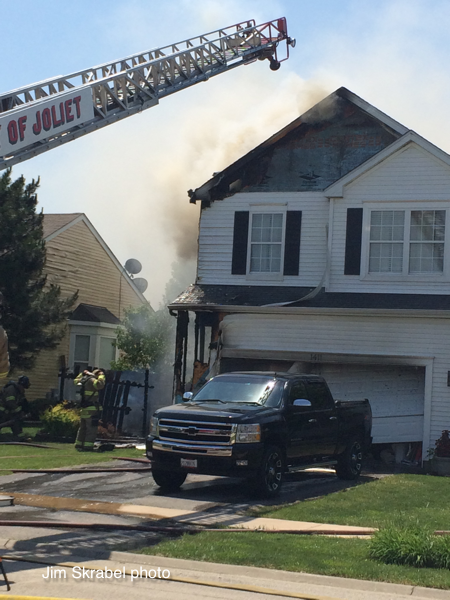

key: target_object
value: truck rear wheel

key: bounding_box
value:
[336,439,363,480]
[250,445,284,498]
[152,469,187,491]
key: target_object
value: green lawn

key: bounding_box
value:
[0,431,144,473]
[256,474,450,530]
[140,532,450,589]
[137,474,450,589]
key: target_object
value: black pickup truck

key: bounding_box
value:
[146,372,372,497]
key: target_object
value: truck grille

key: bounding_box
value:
[158,418,234,445]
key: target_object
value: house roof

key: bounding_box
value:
[169,284,450,312]
[70,303,121,324]
[42,213,149,306]
[188,87,408,205]
[43,213,83,239]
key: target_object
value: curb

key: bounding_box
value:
[2,538,450,599]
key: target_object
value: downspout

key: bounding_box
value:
[263,224,330,307]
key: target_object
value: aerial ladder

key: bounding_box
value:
[0,18,294,171]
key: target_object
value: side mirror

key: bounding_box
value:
[292,398,312,408]
[182,392,193,402]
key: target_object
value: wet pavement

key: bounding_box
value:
[0,459,419,554]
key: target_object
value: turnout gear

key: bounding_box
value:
[0,378,29,436]
[17,375,30,389]
[74,369,106,450]
[0,327,9,386]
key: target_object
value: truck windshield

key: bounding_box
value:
[193,376,283,406]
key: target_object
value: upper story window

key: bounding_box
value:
[368,209,446,274]
[231,209,302,278]
[409,210,445,273]
[249,213,284,273]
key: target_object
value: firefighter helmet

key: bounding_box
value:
[18,375,30,389]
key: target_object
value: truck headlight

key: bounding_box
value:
[150,416,159,437]
[236,423,261,443]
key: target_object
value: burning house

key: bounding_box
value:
[168,87,450,461]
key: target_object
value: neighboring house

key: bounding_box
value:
[27,213,148,401]
[169,87,450,461]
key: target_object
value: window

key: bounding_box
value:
[249,213,283,273]
[306,381,333,410]
[368,209,446,274]
[409,210,445,273]
[289,381,308,405]
[369,210,404,273]
[99,337,116,370]
[73,335,90,371]
[231,210,302,276]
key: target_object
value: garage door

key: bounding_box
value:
[318,364,425,444]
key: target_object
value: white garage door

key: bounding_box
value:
[318,364,425,444]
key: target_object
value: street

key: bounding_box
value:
[2,545,447,600]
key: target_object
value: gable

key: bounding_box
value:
[246,99,399,193]
[45,220,145,315]
[189,88,404,204]
[344,144,450,201]
[43,213,82,239]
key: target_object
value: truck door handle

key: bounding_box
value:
[329,416,337,421]
[308,418,317,423]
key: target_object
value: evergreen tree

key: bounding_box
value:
[0,169,77,371]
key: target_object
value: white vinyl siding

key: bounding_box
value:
[198,192,328,286]
[330,144,450,294]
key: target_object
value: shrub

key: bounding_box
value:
[370,525,450,569]
[27,397,58,420]
[40,402,80,439]
[435,430,450,458]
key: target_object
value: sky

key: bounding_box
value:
[3,0,450,307]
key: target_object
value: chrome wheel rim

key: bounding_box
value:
[265,451,283,491]
[350,443,362,474]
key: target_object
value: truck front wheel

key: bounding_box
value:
[336,439,363,480]
[152,469,187,491]
[250,445,284,497]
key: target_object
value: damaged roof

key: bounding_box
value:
[188,87,409,206]
[169,284,450,312]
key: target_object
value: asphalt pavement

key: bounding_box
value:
[0,459,445,600]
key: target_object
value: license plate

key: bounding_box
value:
[181,458,197,469]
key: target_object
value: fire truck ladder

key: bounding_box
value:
[0,18,294,170]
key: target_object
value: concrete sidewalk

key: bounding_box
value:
[5,491,376,535]
[1,540,449,600]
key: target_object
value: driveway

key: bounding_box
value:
[0,458,410,553]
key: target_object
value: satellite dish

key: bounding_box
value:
[124,258,142,275]
[133,277,148,293]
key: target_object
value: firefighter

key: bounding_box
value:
[74,368,106,451]
[0,293,10,386]
[0,376,30,437]
[0,326,9,386]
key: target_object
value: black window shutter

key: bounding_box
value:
[283,211,302,276]
[344,208,363,275]
[231,211,249,274]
